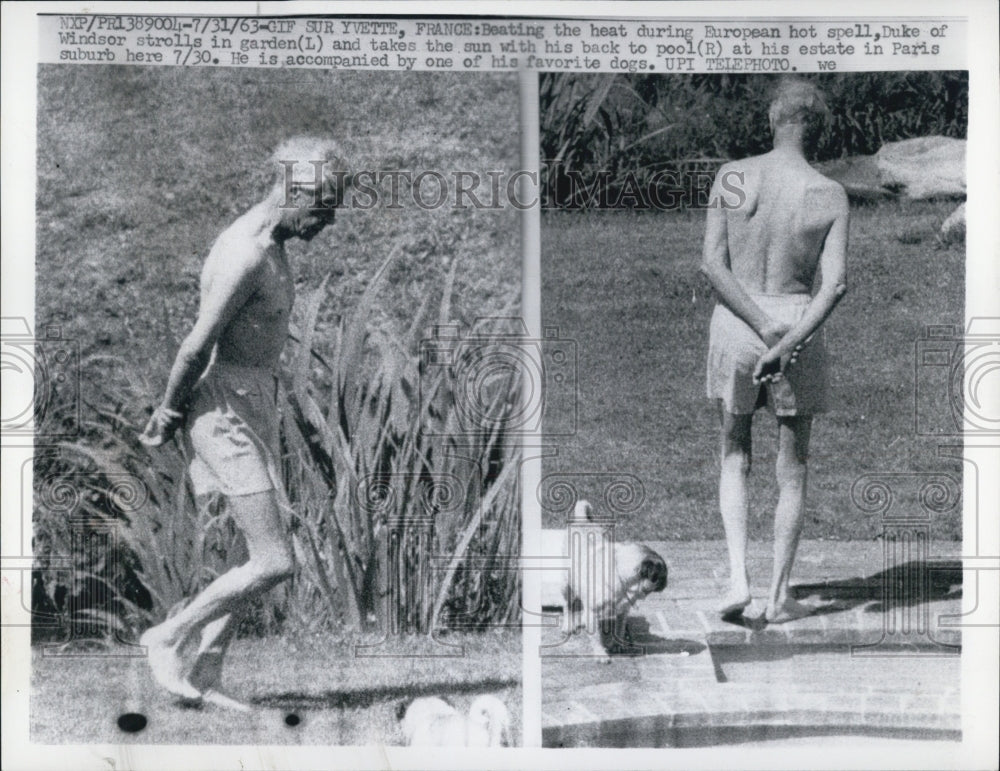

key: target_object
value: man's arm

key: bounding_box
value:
[699,167,789,347]
[140,249,263,446]
[754,186,848,382]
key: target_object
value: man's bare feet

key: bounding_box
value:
[201,688,252,712]
[140,626,202,703]
[765,598,815,624]
[188,650,251,711]
[719,588,752,616]
[188,649,223,692]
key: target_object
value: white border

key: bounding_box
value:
[3,2,998,769]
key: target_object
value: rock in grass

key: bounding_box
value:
[940,202,966,244]
[875,136,966,200]
[816,155,895,202]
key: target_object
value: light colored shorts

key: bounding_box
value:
[183,362,283,497]
[706,293,828,416]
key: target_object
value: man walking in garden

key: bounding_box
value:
[139,138,349,707]
[700,78,849,623]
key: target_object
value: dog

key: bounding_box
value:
[542,499,668,663]
[398,695,511,746]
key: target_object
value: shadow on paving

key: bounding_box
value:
[250,676,519,710]
[714,560,962,629]
[543,615,707,658]
[620,617,707,657]
[792,559,962,612]
[588,637,707,659]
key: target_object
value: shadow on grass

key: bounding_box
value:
[250,676,519,710]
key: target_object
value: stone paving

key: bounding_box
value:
[541,539,963,748]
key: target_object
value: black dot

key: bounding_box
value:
[212,59,219,65]
[284,713,300,727]
[117,712,147,733]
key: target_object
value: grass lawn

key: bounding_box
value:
[541,200,964,541]
[31,630,520,745]
[35,65,519,403]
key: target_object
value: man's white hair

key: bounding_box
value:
[768,78,830,132]
[270,136,350,196]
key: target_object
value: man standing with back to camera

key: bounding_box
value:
[139,137,349,708]
[700,78,849,623]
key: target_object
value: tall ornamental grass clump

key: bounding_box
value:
[33,247,521,643]
[279,246,521,634]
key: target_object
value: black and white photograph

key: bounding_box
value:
[2,4,999,770]
[538,71,970,748]
[25,64,522,746]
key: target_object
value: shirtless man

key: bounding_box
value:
[700,79,848,623]
[138,137,349,707]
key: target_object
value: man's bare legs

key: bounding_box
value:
[187,613,253,710]
[186,524,252,709]
[766,415,814,622]
[718,408,754,615]
[140,490,293,702]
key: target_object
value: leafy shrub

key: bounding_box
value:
[540,72,968,208]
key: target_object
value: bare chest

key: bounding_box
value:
[245,249,295,320]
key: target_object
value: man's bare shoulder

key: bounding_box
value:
[713,157,764,202]
[806,171,849,212]
[204,216,271,276]
[717,154,767,176]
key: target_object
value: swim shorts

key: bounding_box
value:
[706,293,828,416]
[183,362,283,497]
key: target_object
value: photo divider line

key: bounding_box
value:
[518,69,543,749]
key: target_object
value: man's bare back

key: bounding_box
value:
[700,78,849,624]
[704,150,848,383]
[722,149,846,297]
